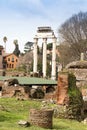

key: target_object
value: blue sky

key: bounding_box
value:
[0,0,87,53]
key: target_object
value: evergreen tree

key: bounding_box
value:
[13,40,20,57]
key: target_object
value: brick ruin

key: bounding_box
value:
[0,80,31,99]
[66,61,87,112]
[29,109,54,129]
[56,72,84,120]
[0,78,56,100]
[66,61,87,87]
[57,73,69,105]
[0,70,86,120]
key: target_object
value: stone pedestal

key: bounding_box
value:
[29,109,54,129]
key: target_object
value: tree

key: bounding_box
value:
[47,43,52,51]
[13,39,20,57]
[58,12,87,65]
[24,41,33,53]
[3,36,7,51]
[13,39,18,45]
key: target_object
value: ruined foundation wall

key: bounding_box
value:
[68,69,87,87]
[2,85,30,99]
[56,72,84,120]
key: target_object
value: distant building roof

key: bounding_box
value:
[3,53,18,58]
[0,76,57,85]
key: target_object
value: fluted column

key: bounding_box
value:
[51,37,57,80]
[43,38,47,78]
[33,38,38,73]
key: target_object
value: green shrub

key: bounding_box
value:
[67,73,84,120]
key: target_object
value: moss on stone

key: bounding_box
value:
[67,73,84,120]
[55,72,84,120]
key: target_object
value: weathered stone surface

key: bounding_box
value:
[66,61,87,117]
[5,78,19,86]
[1,85,30,99]
[53,105,67,118]
[18,120,30,127]
[0,69,6,76]
[30,88,45,99]
[29,109,54,129]
[67,68,87,87]
[0,81,4,86]
[82,118,87,124]
[66,61,87,88]
[57,73,69,105]
[56,72,84,120]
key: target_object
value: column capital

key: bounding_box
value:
[43,38,47,42]
[34,38,38,43]
[53,37,57,42]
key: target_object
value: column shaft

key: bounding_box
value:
[33,38,38,73]
[51,37,56,80]
[43,38,47,78]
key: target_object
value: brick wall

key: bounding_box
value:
[57,73,69,105]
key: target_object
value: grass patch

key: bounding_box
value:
[0,98,87,130]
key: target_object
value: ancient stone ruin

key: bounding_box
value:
[66,61,87,115]
[0,77,56,100]
[29,108,54,129]
[57,73,69,105]
[0,78,30,99]
[56,72,84,120]
[66,61,87,87]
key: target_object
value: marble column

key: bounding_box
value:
[33,38,38,73]
[80,53,84,61]
[51,37,57,80]
[42,38,47,78]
